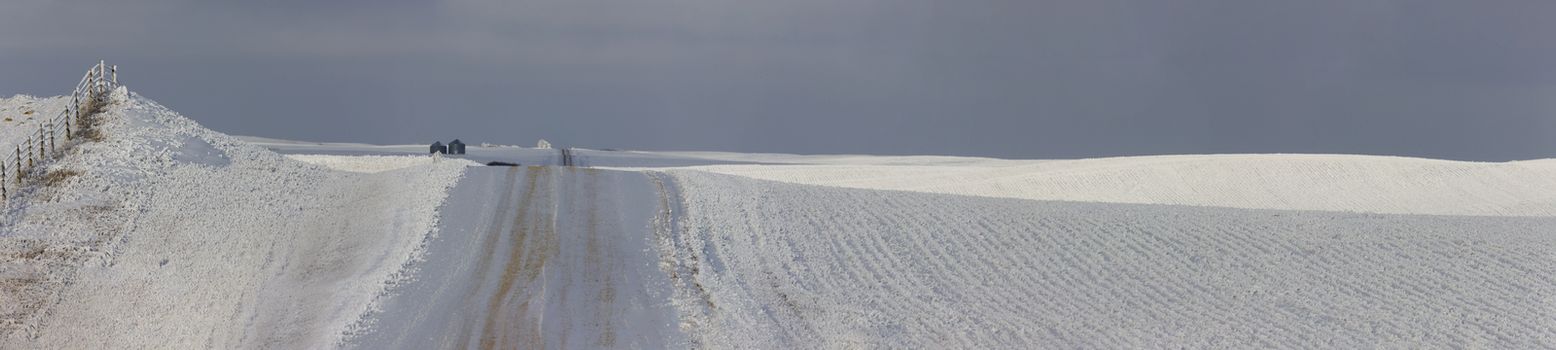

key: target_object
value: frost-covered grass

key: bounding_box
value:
[0,90,476,348]
[37,169,77,187]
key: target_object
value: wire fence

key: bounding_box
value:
[1,60,117,201]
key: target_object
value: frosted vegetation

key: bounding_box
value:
[2,88,1555,348]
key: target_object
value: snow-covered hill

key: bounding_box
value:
[684,154,1556,216]
[0,90,473,348]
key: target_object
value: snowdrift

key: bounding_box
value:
[0,89,472,348]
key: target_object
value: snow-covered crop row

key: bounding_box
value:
[659,170,1556,348]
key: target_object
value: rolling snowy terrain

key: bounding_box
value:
[3,88,1556,348]
[681,155,1556,216]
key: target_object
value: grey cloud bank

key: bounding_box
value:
[1,0,1552,161]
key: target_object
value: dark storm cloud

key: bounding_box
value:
[0,0,1551,160]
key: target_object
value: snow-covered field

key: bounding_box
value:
[682,154,1556,216]
[659,170,1556,348]
[2,87,1556,348]
[0,95,70,149]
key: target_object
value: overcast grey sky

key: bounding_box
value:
[1,0,1552,160]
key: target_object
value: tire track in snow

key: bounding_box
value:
[479,166,555,349]
[573,167,619,347]
[559,148,576,167]
[447,167,522,349]
[646,171,719,347]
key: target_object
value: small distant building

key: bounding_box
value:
[430,141,446,154]
[448,139,466,155]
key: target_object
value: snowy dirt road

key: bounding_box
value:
[347,166,685,349]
